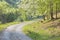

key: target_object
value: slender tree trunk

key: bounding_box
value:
[50,1,54,20]
[50,8,54,20]
[56,3,57,19]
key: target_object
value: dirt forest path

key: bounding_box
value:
[0,21,34,40]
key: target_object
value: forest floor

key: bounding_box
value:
[0,21,35,40]
[23,18,60,40]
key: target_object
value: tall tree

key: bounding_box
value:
[50,0,54,20]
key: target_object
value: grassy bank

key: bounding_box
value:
[23,19,60,40]
[0,22,20,31]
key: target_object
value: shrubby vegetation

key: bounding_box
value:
[0,0,60,24]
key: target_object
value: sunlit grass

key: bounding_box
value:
[23,19,60,40]
[0,22,20,31]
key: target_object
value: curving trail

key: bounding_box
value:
[0,21,34,40]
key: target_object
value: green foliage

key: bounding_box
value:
[0,0,60,23]
[0,12,20,23]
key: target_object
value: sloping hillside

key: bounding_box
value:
[23,15,60,40]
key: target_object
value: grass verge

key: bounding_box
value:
[23,19,60,40]
[0,22,20,31]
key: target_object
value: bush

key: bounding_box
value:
[0,13,19,23]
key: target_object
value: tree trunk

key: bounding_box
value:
[50,1,54,20]
[50,9,54,20]
[56,3,57,19]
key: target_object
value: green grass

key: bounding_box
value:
[23,19,60,40]
[0,22,20,31]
